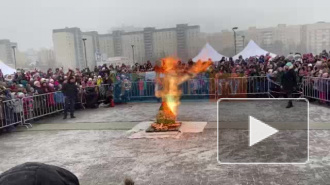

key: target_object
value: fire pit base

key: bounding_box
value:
[146,122,182,132]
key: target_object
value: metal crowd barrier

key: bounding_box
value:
[268,78,303,98]
[0,99,24,130]
[129,81,156,98]
[1,76,329,131]
[216,76,269,97]
[98,84,112,102]
[128,78,217,100]
[22,92,66,124]
[81,84,116,106]
[302,77,330,102]
[77,88,86,109]
[180,78,216,98]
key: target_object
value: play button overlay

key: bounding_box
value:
[249,116,278,147]
[217,98,309,164]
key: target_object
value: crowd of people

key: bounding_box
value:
[0,52,329,96]
[0,50,329,127]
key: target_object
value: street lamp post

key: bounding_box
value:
[242,35,245,48]
[82,38,88,68]
[11,46,17,69]
[131,45,135,64]
[232,27,238,55]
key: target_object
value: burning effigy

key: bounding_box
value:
[149,57,212,132]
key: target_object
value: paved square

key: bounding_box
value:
[0,102,329,184]
[218,99,309,164]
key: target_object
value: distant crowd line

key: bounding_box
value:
[0,50,329,102]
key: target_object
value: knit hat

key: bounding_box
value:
[17,92,25,98]
[29,87,34,93]
[34,81,41,87]
[285,62,293,69]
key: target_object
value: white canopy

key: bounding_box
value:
[0,60,16,75]
[233,40,276,60]
[193,43,226,62]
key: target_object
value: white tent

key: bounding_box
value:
[193,43,226,62]
[233,40,276,60]
[0,60,16,75]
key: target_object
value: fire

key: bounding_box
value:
[155,57,212,118]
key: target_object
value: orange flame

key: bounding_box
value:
[155,57,212,117]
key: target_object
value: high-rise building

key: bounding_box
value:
[97,24,201,64]
[301,22,330,55]
[82,31,100,69]
[204,24,303,57]
[52,27,84,70]
[0,39,16,67]
[186,25,203,60]
[37,48,56,69]
[53,24,209,68]
[99,30,146,65]
[152,27,177,60]
[201,24,305,58]
[204,30,235,57]
[242,24,302,55]
[235,32,246,54]
[99,33,115,60]
[16,51,27,69]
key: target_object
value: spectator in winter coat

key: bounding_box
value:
[34,81,44,94]
[61,76,78,119]
[281,62,297,108]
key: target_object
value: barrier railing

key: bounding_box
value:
[216,76,269,97]
[129,81,155,98]
[0,99,24,130]
[98,84,112,102]
[77,88,86,109]
[1,76,329,130]
[268,78,303,98]
[128,78,217,100]
[22,92,65,123]
[180,78,217,98]
[302,77,330,102]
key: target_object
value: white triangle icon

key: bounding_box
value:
[249,116,279,147]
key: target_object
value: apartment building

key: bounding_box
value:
[97,24,201,64]
[0,39,16,66]
[52,27,85,70]
[301,22,330,55]
[82,31,100,69]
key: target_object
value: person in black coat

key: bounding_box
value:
[281,62,297,108]
[0,162,79,185]
[62,76,78,119]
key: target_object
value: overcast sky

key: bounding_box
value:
[1,0,329,51]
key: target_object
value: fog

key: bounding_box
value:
[1,0,329,50]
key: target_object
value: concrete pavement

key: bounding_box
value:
[0,101,329,184]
